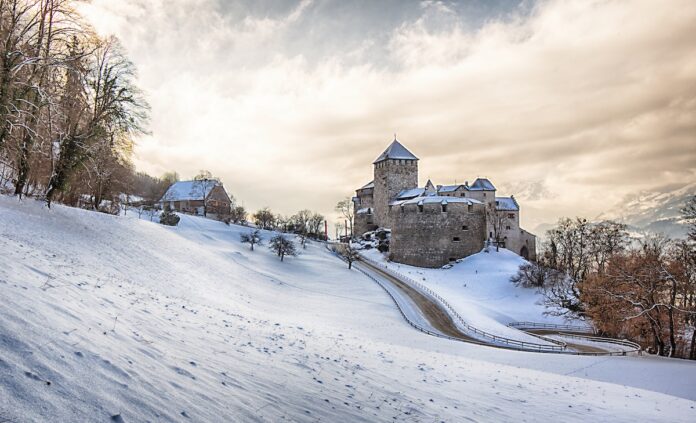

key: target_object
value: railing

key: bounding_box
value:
[554,333,642,356]
[324,244,484,345]
[353,250,567,352]
[326,243,642,356]
[508,321,596,334]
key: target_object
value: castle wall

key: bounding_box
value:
[373,159,418,229]
[389,202,486,268]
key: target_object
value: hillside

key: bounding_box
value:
[1,196,695,422]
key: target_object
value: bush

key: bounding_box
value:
[159,210,180,226]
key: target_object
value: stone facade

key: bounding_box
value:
[352,139,537,267]
[373,159,418,229]
[389,201,486,267]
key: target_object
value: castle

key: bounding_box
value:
[352,139,536,267]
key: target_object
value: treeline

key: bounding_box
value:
[250,207,326,242]
[513,196,696,359]
[0,0,156,209]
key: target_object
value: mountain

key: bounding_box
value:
[599,181,695,239]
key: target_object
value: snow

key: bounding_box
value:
[160,180,220,202]
[395,187,425,200]
[438,184,465,193]
[470,178,496,191]
[1,196,696,422]
[361,248,589,343]
[373,140,418,163]
[495,196,519,211]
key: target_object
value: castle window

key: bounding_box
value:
[462,225,469,230]
[483,193,487,197]
[452,237,460,242]
[506,225,511,230]
[441,204,447,213]
[467,204,473,212]
[508,213,515,219]
[460,192,466,197]
[418,204,423,213]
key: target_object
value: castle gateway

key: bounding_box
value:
[353,139,536,268]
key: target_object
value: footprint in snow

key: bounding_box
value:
[110,413,124,422]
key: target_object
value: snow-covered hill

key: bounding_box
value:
[361,247,579,344]
[1,196,695,422]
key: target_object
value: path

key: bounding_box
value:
[338,246,639,355]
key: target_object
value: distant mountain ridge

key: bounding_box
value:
[532,182,694,239]
[598,182,694,239]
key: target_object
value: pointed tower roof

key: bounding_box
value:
[373,139,418,164]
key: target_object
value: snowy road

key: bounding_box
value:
[351,250,639,355]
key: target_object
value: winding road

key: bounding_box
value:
[332,244,640,356]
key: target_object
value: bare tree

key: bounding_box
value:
[45,36,149,207]
[342,242,359,270]
[486,207,510,252]
[253,207,275,230]
[335,198,354,238]
[269,234,297,262]
[240,229,262,251]
[683,195,696,243]
[229,205,247,224]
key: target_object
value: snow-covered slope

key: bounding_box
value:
[361,247,578,344]
[1,196,695,422]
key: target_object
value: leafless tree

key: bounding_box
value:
[240,229,262,251]
[335,198,354,238]
[269,234,297,262]
[486,206,510,252]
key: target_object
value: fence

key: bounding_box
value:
[508,321,596,334]
[327,243,642,356]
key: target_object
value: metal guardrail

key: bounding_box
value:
[508,321,596,334]
[326,243,642,356]
[351,248,566,352]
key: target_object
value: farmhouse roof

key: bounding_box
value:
[160,180,223,202]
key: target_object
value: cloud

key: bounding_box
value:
[80,0,696,229]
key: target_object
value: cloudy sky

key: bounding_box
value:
[81,0,696,231]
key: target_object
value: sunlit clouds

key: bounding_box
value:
[80,0,696,229]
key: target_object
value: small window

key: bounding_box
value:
[418,204,423,213]
[467,204,473,212]
[462,225,469,230]
[483,193,487,197]
[441,204,447,213]
[508,213,515,219]
[453,237,461,242]
[506,225,511,230]
[460,192,465,197]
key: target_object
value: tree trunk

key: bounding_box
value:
[14,133,33,197]
[690,327,696,360]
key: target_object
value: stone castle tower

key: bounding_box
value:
[372,140,419,228]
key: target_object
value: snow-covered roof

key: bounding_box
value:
[373,140,418,163]
[360,181,375,190]
[356,207,373,215]
[396,187,425,200]
[438,184,467,193]
[390,196,483,207]
[496,196,519,211]
[160,180,221,202]
[469,178,496,191]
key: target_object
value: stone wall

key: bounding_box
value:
[389,201,486,268]
[373,159,418,229]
